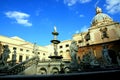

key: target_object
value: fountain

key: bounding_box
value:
[48,26,63,60]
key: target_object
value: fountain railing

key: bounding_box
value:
[1,56,39,75]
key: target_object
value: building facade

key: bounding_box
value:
[0,35,48,63]
[72,7,120,65]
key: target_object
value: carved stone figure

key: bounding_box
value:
[85,32,90,41]
[54,26,57,32]
[1,45,11,66]
[96,7,102,14]
[100,27,109,39]
[80,50,99,70]
[102,44,111,66]
[117,51,120,66]
[88,50,99,68]
[0,42,2,60]
[69,40,79,70]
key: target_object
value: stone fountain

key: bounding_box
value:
[48,26,63,60]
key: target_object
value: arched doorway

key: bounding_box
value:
[51,67,59,74]
[39,67,47,75]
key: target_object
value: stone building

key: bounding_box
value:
[0,35,48,63]
[72,7,120,65]
[0,35,72,64]
[58,40,71,60]
[46,40,72,61]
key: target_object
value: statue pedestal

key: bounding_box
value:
[0,65,9,72]
[70,61,80,72]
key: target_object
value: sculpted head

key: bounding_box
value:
[71,40,77,45]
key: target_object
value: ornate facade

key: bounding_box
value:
[0,7,120,75]
[73,7,120,65]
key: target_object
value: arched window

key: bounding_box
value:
[60,51,63,53]
[43,53,45,56]
[66,44,69,47]
[59,45,63,49]
[38,52,40,54]
[19,55,22,62]
[66,50,70,53]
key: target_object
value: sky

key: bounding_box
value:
[0,0,120,46]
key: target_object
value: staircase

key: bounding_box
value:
[0,56,39,75]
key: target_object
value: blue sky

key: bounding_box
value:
[0,0,120,46]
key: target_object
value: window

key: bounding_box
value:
[13,47,17,50]
[66,44,69,47]
[20,48,23,51]
[26,56,29,60]
[26,50,29,52]
[43,53,45,56]
[60,51,63,53]
[78,40,82,43]
[38,52,40,54]
[59,46,63,48]
[19,55,23,62]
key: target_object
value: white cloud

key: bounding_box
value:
[74,25,89,34]
[80,25,89,32]
[105,0,120,14]
[64,0,91,6]
[5,11,32,26]
[79,14,84,17]
[64,0,77,6]
[79,0,91,3]
[75,30,79,33]
[94,0,100,8]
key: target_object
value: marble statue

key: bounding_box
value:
[102,44,111,66]
[96,6,102,14]
[69,40,79,70]
[0,41,2,56]
[88,50,99,67]
[117,51,120,66]
[100,27,109,39]
[1,45,11,66]
[54,26,57,32]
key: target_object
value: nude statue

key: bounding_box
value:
[102,44,111,66]
[69,40,79,69]
[1,45,11,66]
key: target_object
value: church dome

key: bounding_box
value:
[91,7,113,27]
